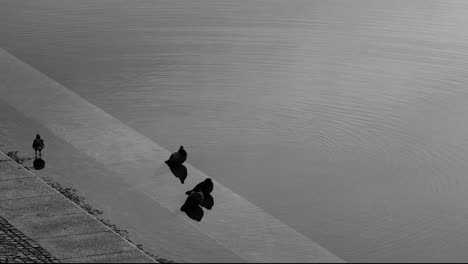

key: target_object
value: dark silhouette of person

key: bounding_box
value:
[165,146,187,166]
[180,191,204,221]
[33,156,45,170]
[185,178,214,210]
[32,134,44,157]
[185,178,213,195]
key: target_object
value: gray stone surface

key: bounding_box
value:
[0,178,56,200]
[0,156,157,263]
[0,160,33,181]
[0,195,82,219]
[0,216,59,263]
[62,250,157,263]
[36,231,136,260]
[7,212,109,239]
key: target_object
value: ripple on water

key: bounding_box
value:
[4,0,468,262]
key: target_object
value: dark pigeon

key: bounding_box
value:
[165,146,187,166]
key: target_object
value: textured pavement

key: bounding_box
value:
[0,154,157,263]
[0,216,59,263]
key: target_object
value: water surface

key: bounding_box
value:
[2,0,468,261]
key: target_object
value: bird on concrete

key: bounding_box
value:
[32,134,45,157]
[180,190,204,212]
[185,178,213,195]
[165,146,187,166]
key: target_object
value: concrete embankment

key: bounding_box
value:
[0,47,344,263]
[0,151,157,262]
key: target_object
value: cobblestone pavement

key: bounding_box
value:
[0,216,59,263]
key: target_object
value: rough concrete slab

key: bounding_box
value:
[7,212,109,239]
[0,216,60,263]
[0,194,82,218]
[0,159,33,181]
[0,177,56,200]
[63,250,158,263]
[36,231,136,260]
[0,47,344,263]
[0,156,157,263]
[0,102,242,263]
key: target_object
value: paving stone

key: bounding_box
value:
[0,157,157,263]
[37,231,136,260]
[8,212,109,239]
[0,195,81,218]
[0,216,59,263]
[0,161,33,181]
[0,178,56,200]
[63,250,157,263]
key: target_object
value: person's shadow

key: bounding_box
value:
[165,161,187,184]
[33,156,45,170]
[180,197,204,221]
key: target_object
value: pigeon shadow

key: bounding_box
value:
[200,193,214,210]
[165,161,187,184]
[185,178,214,210]
[180,198,204,221]
[33,156,45,170]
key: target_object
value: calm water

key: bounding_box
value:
[3,0,468,261]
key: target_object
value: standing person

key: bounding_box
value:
[32,134,45,157]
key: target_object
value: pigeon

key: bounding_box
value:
[180,191,204,212]
[165,146,187,166]
[185,178,213,195]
